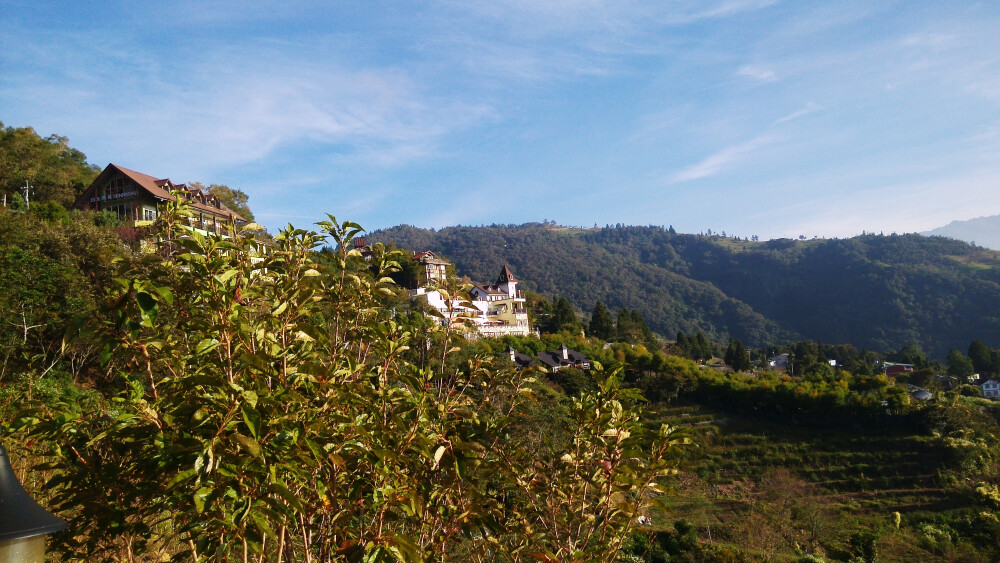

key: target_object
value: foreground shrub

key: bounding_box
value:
[18,212,689,562]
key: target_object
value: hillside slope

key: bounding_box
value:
[371,224,1000,356]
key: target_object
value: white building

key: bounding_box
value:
[411,264,532,337]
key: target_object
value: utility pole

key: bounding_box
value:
[21,180,34,210]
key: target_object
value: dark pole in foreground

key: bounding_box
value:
[0,426,66,562]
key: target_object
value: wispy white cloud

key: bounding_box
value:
[679,0,780,22]
[429,0,782,83]
[672,135,775,183]
[898,32,957,51]
[1,28,494,177]
[775,102,821,123]
[737,64,777,82]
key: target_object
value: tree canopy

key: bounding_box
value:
[589,300,615,340]
[0,122,100,208]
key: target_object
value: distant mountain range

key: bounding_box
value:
[923,215,1000,250]
[371,224,1000,358]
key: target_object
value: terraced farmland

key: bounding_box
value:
[643,403,989,561]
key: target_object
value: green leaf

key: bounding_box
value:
[242,389,258,409]
[269,482,304,512]
[167,469,197,489]
[136,290,157,313]
[241,404,262,440]
[232,497,251,525]
[195,338,219,355]
[214,269,238,284]
[271,300,288,315]
[233,432,262,457]
[150,282,174,305]
[194,486,213,513]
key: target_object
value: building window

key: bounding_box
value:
[105,204,129,219]
[144,208,156,221]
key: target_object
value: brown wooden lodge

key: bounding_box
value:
[73,164,246,234]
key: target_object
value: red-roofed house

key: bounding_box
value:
[73,164,246,234]
[413,250,450,284]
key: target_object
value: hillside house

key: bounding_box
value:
[352,237,373,261]
[981,379,1000,399]
[73,164,246,234]
[768,354,789,371]
[537,345,590,372]
[411,264,532,337]
[506,346,534,368]
[413,251,450,284]
[884,363,915,377]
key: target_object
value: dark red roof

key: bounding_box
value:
[76,164,247,222]
[473,284,506,295]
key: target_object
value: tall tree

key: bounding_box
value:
[550,296,581,334]
[207,183,255,222]
[947,348,975,381]
[589,300,614,340]
[675,331,691,358]
[693,332,714,361]
[616,308,658,349]
[892,343,929,369]
[968,339,997,377]
[725,339,752,372]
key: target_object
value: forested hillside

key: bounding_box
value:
[371,223,1000,357]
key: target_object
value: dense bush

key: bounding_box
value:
[16,212,690,562]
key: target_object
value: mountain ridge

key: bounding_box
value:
[923,214,1000,250]
[370,223,1000,358]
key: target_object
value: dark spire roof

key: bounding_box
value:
[496,264,517,285]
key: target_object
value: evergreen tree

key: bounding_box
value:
[732,340,751,371]
[616,309,657,349]
[968,339,997,377]
[947,348,975,381]
[694,332,713,361]
[724,340,737,367]
[676,331,691,358]
[724,339,751,371]
[550,296,581,334]
[589,300,615,340]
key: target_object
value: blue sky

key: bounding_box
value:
[3,1,1000,239]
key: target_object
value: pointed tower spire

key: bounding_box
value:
[496,264,518,298]
[496,264,517,285]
